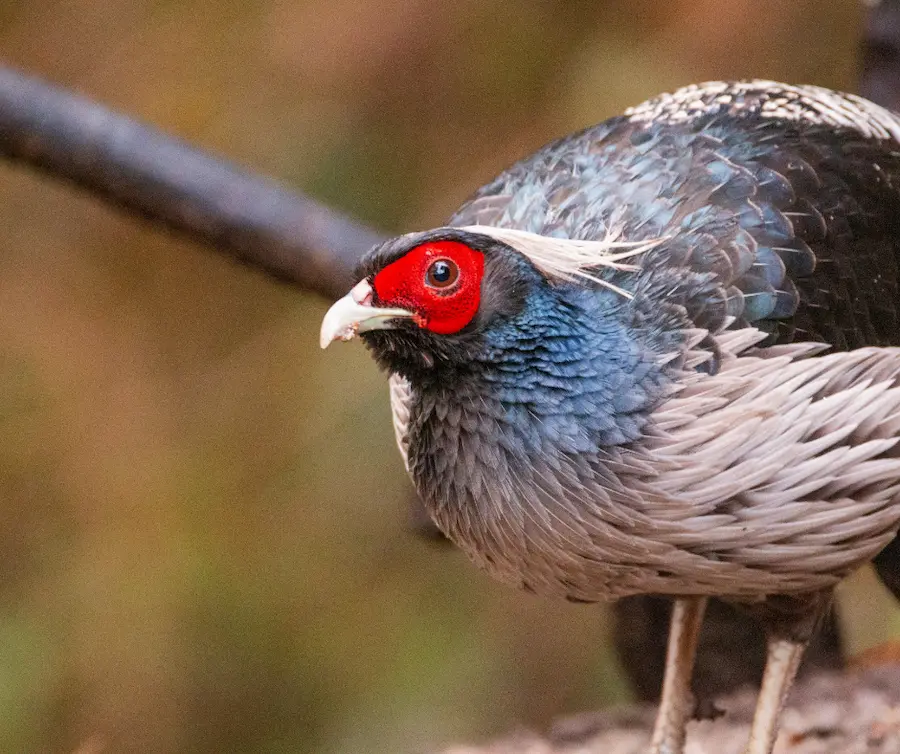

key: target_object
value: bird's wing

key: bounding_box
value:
[630,333,900,590]
[451,80,900,351]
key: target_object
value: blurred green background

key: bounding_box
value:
[0,1,898,753]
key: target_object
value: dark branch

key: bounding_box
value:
[0,65,386,301]
[860,0,900,604]
[860,0,900,111]
[0,5,896,302]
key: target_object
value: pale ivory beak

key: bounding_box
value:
[319,279,414,349]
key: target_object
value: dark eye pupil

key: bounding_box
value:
[432,261,451,282]
[426,259,459,288]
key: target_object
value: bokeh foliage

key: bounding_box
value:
[0,2,896,753]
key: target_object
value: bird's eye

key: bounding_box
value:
[371,241,483,334]
[425,258,459,289]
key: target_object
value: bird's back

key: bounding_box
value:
[451,80,900,351]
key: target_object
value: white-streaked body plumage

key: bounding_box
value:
[389,324,900,602]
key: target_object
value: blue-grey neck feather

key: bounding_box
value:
[407,281,672,530]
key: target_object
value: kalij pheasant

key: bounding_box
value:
[320,80,900,754]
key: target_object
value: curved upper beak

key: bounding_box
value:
[319,279,415,349]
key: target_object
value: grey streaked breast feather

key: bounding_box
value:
[389,373,412,473]
[425,329,900,602]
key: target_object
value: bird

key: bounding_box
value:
[319,80,900,754]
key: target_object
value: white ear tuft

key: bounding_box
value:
[459,225,661,299]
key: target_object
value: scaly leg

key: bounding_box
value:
[744,636,806,754]
[648,596,708,754]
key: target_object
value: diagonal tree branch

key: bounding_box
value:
[860,0,900,111]
[2,0,898,303]
[0,66,386,301]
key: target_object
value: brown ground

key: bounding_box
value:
[442,665,900,754]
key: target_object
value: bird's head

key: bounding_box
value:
[320,226,648,383]
[320,228,533,380]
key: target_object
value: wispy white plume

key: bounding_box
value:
[460,225,661,299]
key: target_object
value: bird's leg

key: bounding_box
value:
[738,591,831,754]
[648,596,708,754]
[744,636,806,754]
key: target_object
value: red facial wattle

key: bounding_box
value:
[372,241,484,334]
